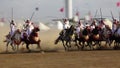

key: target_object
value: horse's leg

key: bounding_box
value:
[62,40,67,51]
[76,40,80,50]
[74,37,78,46]
[9,41,17,51]
[26,44,31,52]
[66,40,71,48]
[81,41,85,50]
[74,38,81,50]
[16,45,19,53]
[36,41,42,51]
[54,36,61,44]
[6,42,10,52]
[88,41,93,50]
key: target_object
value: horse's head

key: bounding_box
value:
[68,25,75,35]
[16,29,21,34]
[33,27,40,32]
[69,25,75,30]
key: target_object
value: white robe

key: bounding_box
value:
[63,21,70,29]
[10,24,16,37]
[26,24,34,36]
[117,28,120,35]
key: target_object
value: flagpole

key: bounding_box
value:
[30,7,39,21]
[11,8,13,20]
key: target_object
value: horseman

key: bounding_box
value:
[91,26,100,40]
[99,20,105,30]
[21,19,35,40]
[81,23,91,41]
[114,23,120,37]
[10,20,17,39]
[26,20,34,37]
[59,19,70,36]
[112,19,118,34]
[82,23,91,36]
[75,20,84,38]
[90,20,97,31]
[63,19,70,29]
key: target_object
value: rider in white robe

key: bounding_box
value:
[75,20,84,38]
[10,20,16,39]
[60,19,70,36]
[25,20,34,37]
[63,19,70,29]
[21,20,34,39]
[112,19,118,33]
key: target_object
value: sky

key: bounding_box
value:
[0,0,120,22]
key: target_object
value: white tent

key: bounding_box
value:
[39,22,50,31]
[0,22,4,27]
[103,19,112,29]
[57,21,63,30]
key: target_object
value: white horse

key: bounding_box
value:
[4,29,21,52]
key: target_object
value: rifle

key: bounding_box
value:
[30,11,35,21]
[11,8,13,20]
[100,8,102,20]
[30,7,39,21]
[119,12,120,23]
[110,11,115,21]
[94,9,98,18]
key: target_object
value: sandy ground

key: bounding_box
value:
[0,25,120,68]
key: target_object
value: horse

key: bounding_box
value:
[74,26,94,50]
[113,28,120,49]
[22,27,42,52]
[89,26,103,49]
[4,29,21,52]
[54,25,76,51]
[90,25,114,49]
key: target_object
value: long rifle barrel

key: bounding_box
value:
[30,12,35,21]
[110,11,114,21]
[100,8,102,20]
[94,10,98,18]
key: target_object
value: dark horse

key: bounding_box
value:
[75,27,93,50]
[54,25,75,51]
[89,26,102,49]
[90,26,114,49]
[22,27,42,52]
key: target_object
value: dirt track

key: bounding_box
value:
[0,50,120,68]
[0,25,120,68]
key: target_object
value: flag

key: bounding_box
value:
[60,7,64,12]
[35,7,39,11]
[116,2,120,7]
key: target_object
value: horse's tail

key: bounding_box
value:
[54,36,61,44]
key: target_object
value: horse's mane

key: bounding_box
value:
[67,25,75,35]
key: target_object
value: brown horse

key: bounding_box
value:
[22,27,41,52]
[74,27,93,50]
